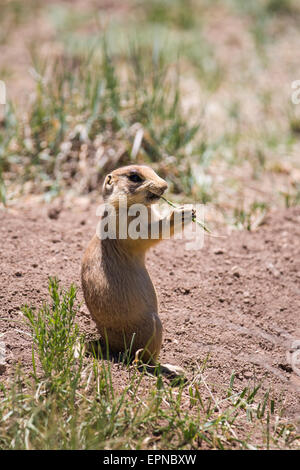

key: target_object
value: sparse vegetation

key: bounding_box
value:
[0,279,298,450]
[232,202,268,231]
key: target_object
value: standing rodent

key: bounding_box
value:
[81,165,194,375]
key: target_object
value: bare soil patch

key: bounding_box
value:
[0,203,299,422]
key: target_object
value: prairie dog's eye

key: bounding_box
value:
[128,173,144,183]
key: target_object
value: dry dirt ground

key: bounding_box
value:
[0,202,299,423]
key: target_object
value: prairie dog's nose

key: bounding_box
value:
[158,181,168,195]
[155,173,168,192]
[150,179,168,196]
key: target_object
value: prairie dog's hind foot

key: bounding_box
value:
[159,363,186,380]
[137,363,187,385]
[134,349,187,384]
[83,340,187,384]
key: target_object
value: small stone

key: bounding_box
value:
[182,288,190,295]
[231,266,240,278]
[266,262,280,278]
[243,371,253,379]
[48,206,62,220]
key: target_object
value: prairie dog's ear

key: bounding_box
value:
[105,174,113,186]
[102,173,114,199]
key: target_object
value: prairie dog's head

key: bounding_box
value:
[102,165,168,207]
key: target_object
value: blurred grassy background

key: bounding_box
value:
[0,0,300,228]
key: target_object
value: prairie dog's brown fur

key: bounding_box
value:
[81,165,193,368]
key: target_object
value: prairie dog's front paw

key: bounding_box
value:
[172,206,195,225]
[170,206,195,235]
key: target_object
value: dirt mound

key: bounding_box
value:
[0,203,299,420]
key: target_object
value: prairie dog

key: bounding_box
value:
[81,165,194,371]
